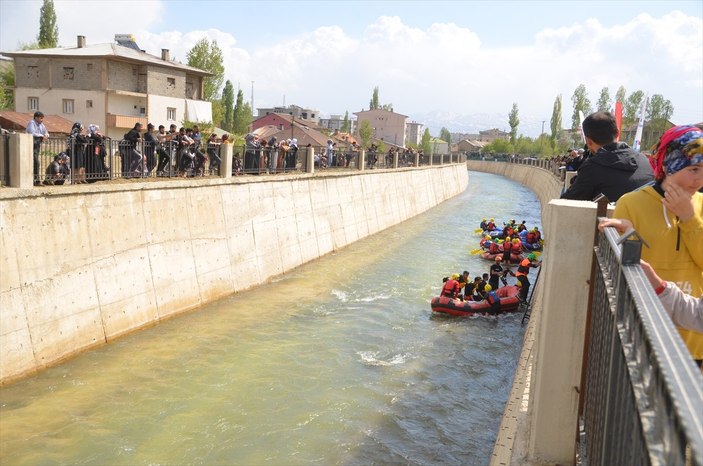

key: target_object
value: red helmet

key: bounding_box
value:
[495,256,502,261]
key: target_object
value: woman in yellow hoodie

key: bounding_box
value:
[601,124,703,365]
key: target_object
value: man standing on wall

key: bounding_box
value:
[560,111,653,202]
[26,111,49,185]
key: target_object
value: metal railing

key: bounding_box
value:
[0,133,9,186]
[580,226,703,465]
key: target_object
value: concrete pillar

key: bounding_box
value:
[564,170,577,187]
[393,151,398,169]
[220,143,232,179]
[359,150,366,171]
[9,133,34,188]
[527,199,597,464]
[306,147,315,174]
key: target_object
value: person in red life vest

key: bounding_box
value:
[512,237,523,255]
[516,253,541,301]
[517,221,527,233]
[483,284,502,315]
[486,218,496,231]
[526,228,538,245]
[502,223,514,239]
[533,227,542,242]
[502,237,514,263]
[440,274,462,299]
[488,239,501,254]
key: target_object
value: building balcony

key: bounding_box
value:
[107,113,147,129]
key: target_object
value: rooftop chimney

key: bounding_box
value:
[161,49,170,61]
[77,35,86,48]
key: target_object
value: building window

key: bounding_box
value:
[62,99,74,114]
[63,67,74,80]
[167,77,176,88]
[167,107,176,120]
[87,63,93,71]
[86,100,93,108]
[132,67,137,76]
[27,66,39,79]
[28,97,39,111]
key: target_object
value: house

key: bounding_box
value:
[354,108,408,148]
[256,104,319,124]
[477,128,509,143]
[429,137,449,155]
[250,112,322,133]
[456,139,486,153]
[620,119,675,152]
[252,118,337,149]
[0,110,74,135]
[405,121,423,146]
[319,114,355,133]
[2,35,213,140]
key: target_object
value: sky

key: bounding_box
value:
[1,0,701,137]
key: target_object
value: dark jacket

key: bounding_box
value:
[560,142,654,202]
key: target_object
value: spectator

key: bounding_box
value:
[561,111,654,202]
[85,124,108,181]
[26,111,49,185]
[600,124,703,364]
[244,133,260,173]
[124,122,144,177]
[43,153,69,185]
[207,133,221,175]
[67,122,88,184]
[155,125,171,176]
[640,260,703,333]
[143,123,157,176]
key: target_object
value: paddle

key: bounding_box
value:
[473,228,484,234]
[470,248,484,255]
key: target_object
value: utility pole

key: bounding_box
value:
[541,120,545,151]
[251,81,255,116]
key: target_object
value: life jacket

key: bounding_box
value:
[487,290,500,305]
[516,258,531,276]
[489,242,501,253]
[487,222,495,230]
[504,226,514,237]
[503,241,513,253]
[441,279,460,297]
[534,231,542,241]
[526,232,537,244]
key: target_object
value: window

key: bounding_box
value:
[27,97,39,111]
[167,107,176,120]
[63,67,74,80]
[167,77,176,88]
[87,63,93,71]
[27,65,39,79]
[62,99,74,114]
[86,100,93,108]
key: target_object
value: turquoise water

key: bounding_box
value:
[0,171,542,466]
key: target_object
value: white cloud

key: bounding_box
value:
[1,3,700,135]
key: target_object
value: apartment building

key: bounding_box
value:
[354,108,408,147]
[2,35,213,140]
[405,121,423,146]
[256,105,319,125]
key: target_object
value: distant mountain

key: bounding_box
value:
[407,110,509,136]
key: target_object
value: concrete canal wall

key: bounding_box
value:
[1,164,468,384]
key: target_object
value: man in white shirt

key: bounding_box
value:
[26,111,49,185]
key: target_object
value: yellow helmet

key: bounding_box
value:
[484,284,492,292]
[451,273,460,280]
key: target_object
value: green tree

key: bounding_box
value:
[420,128,432,154]
[232,89,252,134]
[358,120,373,148]
[369,86,379,110]
[570,84,592,130]
[508,102,520,144]
[647,94,673,122]
[37,0,59,48]
[0,64,15,110]
[623,90,645,125]
[440,127,452,146]
[186,38,225,101]
[483,138,513,155]
[550,94,562,146]
[221,80,235,131]
[615,86,626,105]
[596,87,611,112]
[341,111,351,132]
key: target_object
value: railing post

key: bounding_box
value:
[9,133,34,188]
[414,152,420,167]
[220,143,232,179]
[393,150,399,169]
[306,147,315,174]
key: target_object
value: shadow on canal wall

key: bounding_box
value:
[1,165,467,384]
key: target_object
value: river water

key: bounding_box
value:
[0,171,542,466]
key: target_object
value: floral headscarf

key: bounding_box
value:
[651,125,703,181]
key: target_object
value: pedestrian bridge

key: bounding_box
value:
[466,159,703,466]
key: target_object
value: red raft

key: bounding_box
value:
[430,285,522,317]
[481,252,524,264]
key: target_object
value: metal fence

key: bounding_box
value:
[580,226,703,465]
[0,133,9,186]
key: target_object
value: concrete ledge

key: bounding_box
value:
[0,165,468,384]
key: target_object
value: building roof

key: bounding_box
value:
[354,108,409,119]
[0,110,75,135]
[2,43,212,77]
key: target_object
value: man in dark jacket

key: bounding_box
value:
[561,111,654,202]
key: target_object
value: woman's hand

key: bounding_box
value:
[598,217,633,234]
[662,182,695,222]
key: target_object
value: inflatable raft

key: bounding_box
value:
[430,285,522,317]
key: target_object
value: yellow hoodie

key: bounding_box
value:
[614,185,703,359]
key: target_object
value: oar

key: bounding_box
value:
[473,228,484,233]
[470,248,484,255]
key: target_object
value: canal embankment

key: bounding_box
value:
[1,164,467,384]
